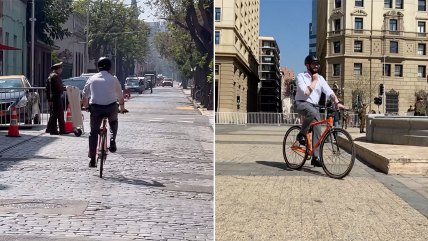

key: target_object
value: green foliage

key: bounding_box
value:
[51,51,60,64]
[26,0,73,46]
[73,0,149,70]
[154,23,205,79]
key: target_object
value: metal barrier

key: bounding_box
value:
[0,87,49,127]
[215,112,373,127]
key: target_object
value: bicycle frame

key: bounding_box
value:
[291,116,334,156]
[97,118,108,156]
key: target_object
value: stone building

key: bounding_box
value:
[214,0,260,113]
[317,0,428,113]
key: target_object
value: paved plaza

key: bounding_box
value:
[215,125,428,241]
[0,86,214,240]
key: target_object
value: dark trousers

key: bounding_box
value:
[48,98,65,133]
[295,101,321,157]
[88,103,118,159]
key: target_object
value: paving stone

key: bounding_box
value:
[0,87,213,240]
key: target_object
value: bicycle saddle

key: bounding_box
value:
[99,113,110,118]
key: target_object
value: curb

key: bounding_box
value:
[181,88,214,131]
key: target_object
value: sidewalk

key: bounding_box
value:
[215,125,428,241]
[181,87,214,130]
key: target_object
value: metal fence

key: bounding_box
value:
[216,112,367,127]
[0,87,50,127]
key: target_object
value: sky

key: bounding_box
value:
[260,0,313,73]
[123,0,159,21]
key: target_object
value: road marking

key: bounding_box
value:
[177,121,194,123]
[176,106,194,110]
[149,120,163,122]
[180,118,195,120]
[152,118,164,119]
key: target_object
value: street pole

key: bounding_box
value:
[85,0,90,73]
[114,37,117,75]
[30,0,35,85]
[383,54,386,114]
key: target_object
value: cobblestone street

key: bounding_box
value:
[215,125,428,241]
[0,86,213,240]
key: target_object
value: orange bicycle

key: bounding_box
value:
[282,104,356,179]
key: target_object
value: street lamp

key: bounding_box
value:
[382,55,389,114]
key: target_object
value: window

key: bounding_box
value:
[385,0,392,8]
[418,43,426,55]
[395,65,403,77]
[383,64,391,76]
[389,19,397,31]
[215,65,219,75]
[418,65,426,77]
[355,0,364,7]
[334,41,341,53]
[334,19,341,31]
[215,31,220,44]
[354,63,362,75]
[418,21,426,33]
[396,0,403,9]
[335,0,341,8]
[354,40,363,52]
[333,64,340,76]
[355,18,363,29]
[418,0,426,11]
[390,41,398,53]
[215,8,221,20]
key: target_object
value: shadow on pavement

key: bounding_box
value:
[102,175,165,187]
[256,161,293,171]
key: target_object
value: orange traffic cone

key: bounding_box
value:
[6,107,20,137]
[65,104,74,133]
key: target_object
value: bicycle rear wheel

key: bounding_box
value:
[283,126,309,169]
[319,128,355,179]
[99,131,107,178]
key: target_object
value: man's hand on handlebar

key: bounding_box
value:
[337,103,346,110]
[119,108,129,114]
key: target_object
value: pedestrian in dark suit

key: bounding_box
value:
[47,62,67,135]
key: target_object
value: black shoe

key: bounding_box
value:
[311,157,322,167]
[296,133,306,145]
[50,132,60,135]
[89,158,96,168]
[109,139,117,153]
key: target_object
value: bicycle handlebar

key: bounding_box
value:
[313,104,349,112]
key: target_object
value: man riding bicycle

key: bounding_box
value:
[82,57,128,168]
[295,55,345,167]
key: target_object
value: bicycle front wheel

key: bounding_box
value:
[283,126,309,169]
[99,132,107,178]
[319,128,355,179]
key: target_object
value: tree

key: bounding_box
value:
[73,0,150,80]
[26,0,73,46]
[347,69,382,110]
[147,0,213,110]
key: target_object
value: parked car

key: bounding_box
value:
[125,77,144,94]
[61,77,87,108]
[80,73,96,81]
[162,78,173,87]
[0,75,41,124]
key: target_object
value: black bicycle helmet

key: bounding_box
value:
[97,57,112,71]
[304,54,320,65]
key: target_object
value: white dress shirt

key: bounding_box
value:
[295,71,334,104]
[82,71,124,105]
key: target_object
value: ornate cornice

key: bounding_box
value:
[330,9,344,18]
[383,10,404,17]
[351,10,368,16]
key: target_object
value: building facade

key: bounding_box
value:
[317,0,428,113]
[281,66,295,114]
[258,36,281,112]
[54,12,86,79]
[309,0,317,55]
[214,0,260,113]
[2,0,27,76]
